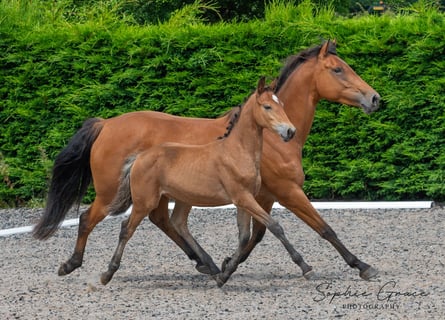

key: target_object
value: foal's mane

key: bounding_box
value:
[217,86,274,140]
[274,41,337,93]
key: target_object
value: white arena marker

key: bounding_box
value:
[176,201,433,210]
[0,201,434,237]
[0,218,80,237]
[309,201,434,210]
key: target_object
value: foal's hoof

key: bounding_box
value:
[58,262,74,276]
[303,269,315,280]
[100,272,113,285]
[195,263,212,275]
[221,257,231,272]
[360,266,378,281]
[215,274,227,288]
[58,264,68,276]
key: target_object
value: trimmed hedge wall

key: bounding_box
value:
[1,0,444,206]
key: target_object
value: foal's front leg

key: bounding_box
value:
[217,194,313,287]
[222,191,273,272]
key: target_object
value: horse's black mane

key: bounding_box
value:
[274,41,337,93]
[217,41,337,140]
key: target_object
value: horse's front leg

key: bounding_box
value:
[273,181,378,280]
[149,197,212,274]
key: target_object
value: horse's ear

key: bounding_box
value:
[319,40,330,58]
[319,39,337,59]
[257,76,266,94]
[330,39,338,54]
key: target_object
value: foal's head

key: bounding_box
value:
[254,77,296,142]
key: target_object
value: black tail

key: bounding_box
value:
[108,155,136,216]
[33,118,103,240]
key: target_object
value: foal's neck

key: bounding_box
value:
[223,96,263,157]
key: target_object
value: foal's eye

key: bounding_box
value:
[263,105,272,110]
[333,67,343,74]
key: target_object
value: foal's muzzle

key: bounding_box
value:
[274,124,296,142]
[281,127,297,142]
[283,127,296,142]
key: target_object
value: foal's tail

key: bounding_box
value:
[108,155,136,216]
[33,118,103,240]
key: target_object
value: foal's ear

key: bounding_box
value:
[257,76,266,94]
[269,78,278,91]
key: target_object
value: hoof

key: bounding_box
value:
[100,272,112,285]
[215,274,227,288]
[303,269,315,280]
[360,266,378,280]
[58,258,81,276]
[58,263,73,276]
[221,257,231,273]
[58,264,67,276]
[195,263,212,275]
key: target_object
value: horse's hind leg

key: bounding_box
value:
[170,201,221,276]
[59,199,107,276]
[149,197,212,274]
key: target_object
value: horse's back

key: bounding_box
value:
[90,111,227,199]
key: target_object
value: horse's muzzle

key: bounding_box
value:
[362,93,381,114]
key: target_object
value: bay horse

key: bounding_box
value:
[100,77,313,286]
[34,40,380,281]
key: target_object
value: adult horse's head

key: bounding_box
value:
[276,40,380,115]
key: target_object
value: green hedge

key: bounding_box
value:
[1,0,444,206]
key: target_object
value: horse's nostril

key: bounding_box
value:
[372,94,381,107]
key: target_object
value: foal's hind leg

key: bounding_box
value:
[59,200,107,276]
[170,201,221,276]
[149,197,212,274]
[101,206,148,285]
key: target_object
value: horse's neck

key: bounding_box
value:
[224,98,263,158]
[277,61,320,147]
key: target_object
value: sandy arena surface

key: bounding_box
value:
[0,205,444,319]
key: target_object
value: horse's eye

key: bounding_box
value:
[333,67,343,74]
[263,105,272,110]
